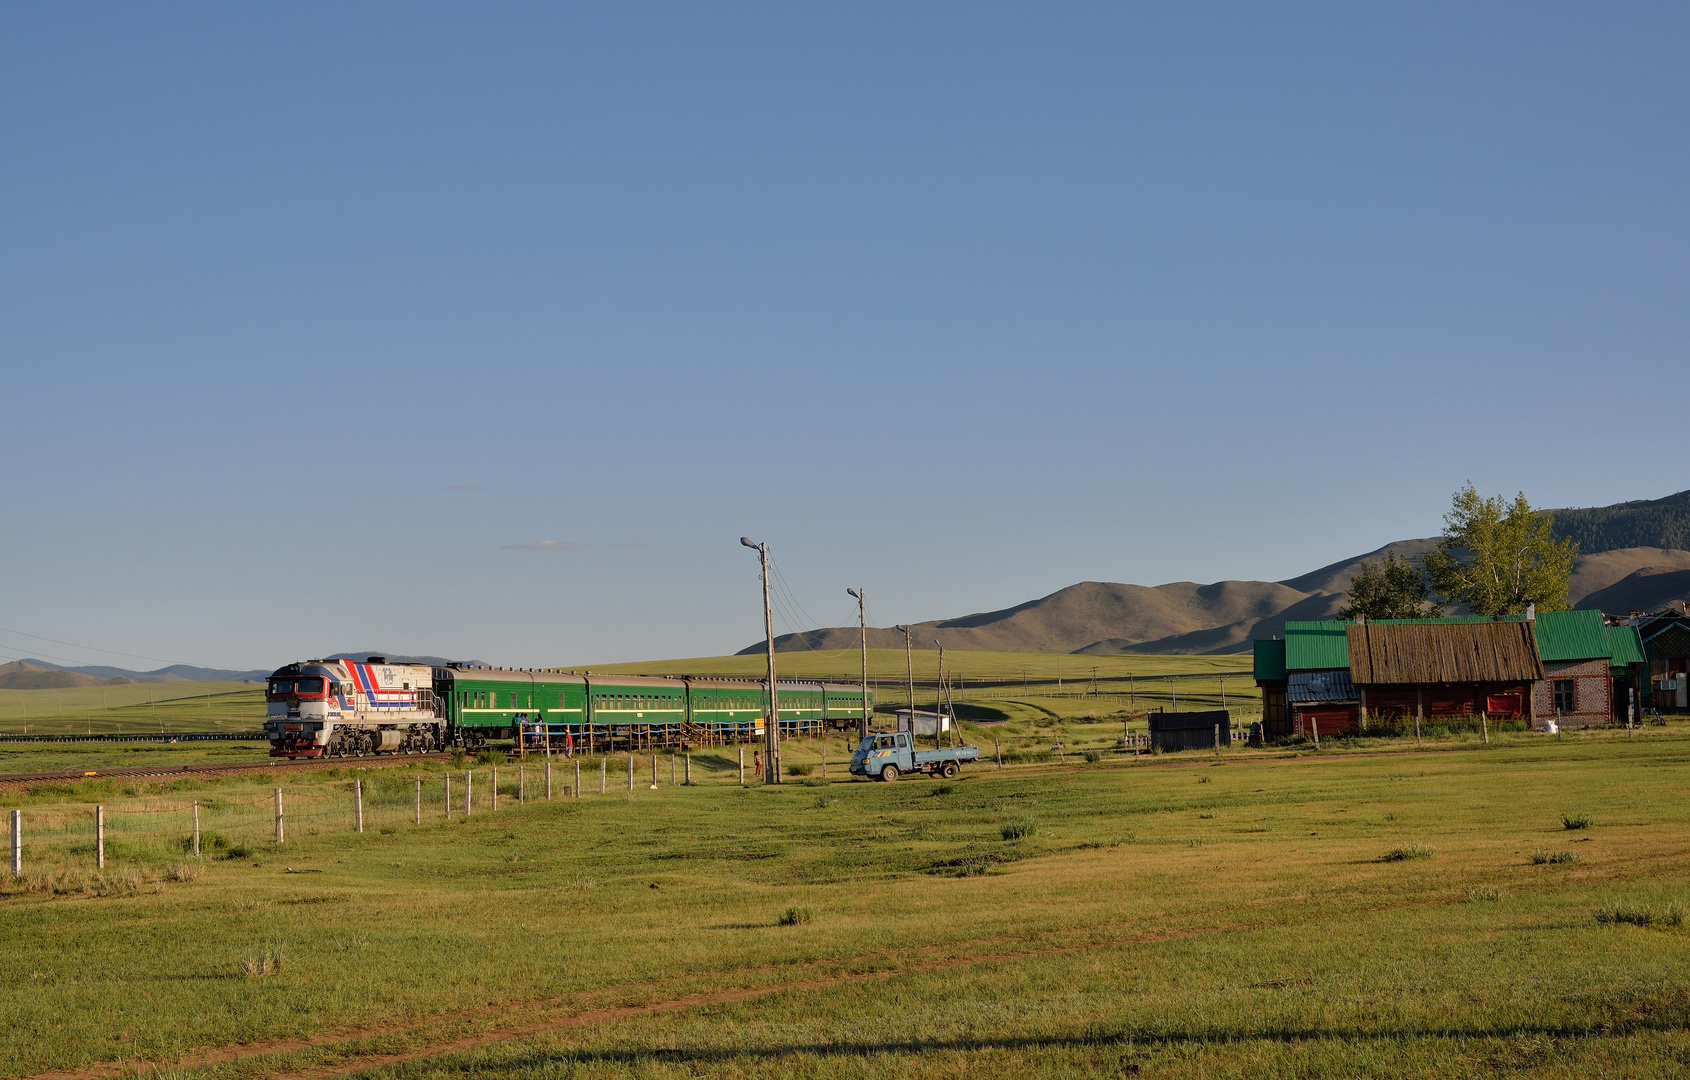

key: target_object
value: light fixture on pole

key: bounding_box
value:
[741,537,780,784]
[847,588,869,738]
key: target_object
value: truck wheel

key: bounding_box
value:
[880,764,900,783]
[941,761,959,779]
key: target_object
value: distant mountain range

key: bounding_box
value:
[0,652,487,691]
[746,489,1690,657]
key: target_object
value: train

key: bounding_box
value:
[263,656,874,759]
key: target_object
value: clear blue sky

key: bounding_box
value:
[3,4,1686,670]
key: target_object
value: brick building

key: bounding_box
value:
[1527,609,1613,730]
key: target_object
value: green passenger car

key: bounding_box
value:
[430,665,873,750]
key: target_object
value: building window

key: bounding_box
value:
[1554,680,1576,713]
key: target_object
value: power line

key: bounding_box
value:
[0,625,189,667]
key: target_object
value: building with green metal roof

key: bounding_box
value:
[1526,610,1615,729]
[1255,609,1631,738]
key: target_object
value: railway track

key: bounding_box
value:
[0,751,459,788]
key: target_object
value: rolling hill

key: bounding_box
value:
[0,661,128,690]
[746,491,1690,658]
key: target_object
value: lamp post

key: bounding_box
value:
[741,537,780,784]
[847,588,869,738]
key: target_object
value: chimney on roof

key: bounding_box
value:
[1526,603,1536,621]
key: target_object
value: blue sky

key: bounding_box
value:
[3,4,1686,670]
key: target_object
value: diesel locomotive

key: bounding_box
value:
[265,656,873,758]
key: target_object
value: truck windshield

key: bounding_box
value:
[874,735,896,749]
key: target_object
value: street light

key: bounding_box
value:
[741,537,780,784]
[847,588,869,738]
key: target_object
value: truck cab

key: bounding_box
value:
[850,730,979,781]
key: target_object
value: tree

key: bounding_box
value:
[1422,483,1578,616]
[1338,552,1440,620]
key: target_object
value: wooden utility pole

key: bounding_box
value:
[899,626,915,736]
[742,538,781,784]
[935,641,946,750]
[848,587,870,738]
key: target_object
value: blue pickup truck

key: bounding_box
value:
[850,730,980,782]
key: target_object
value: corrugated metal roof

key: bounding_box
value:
[1288,669,1357,703]
[1532,610,1612,662]
[1284,621,1350,671]
[1607,624,1647,668]
[1254,638,1287,682]
[1347,621,1542,685]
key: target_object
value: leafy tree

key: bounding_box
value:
[1422,483,1578,616]
[1338,552,1440,620]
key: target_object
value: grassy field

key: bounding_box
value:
[2,724,1688,1078]
[0,682,264,736]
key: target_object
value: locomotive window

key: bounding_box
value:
[269,680,293,695]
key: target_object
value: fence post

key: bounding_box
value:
[519,765,526,804]
[1310,718,1321,750]
[670,754,676,786]
[193,800,201,857]
[738,747,744,785]
[995,738,1001,768]
[96,805,105,869]
[599,757,606,794]
[9,810,18,877]
[465,771,472,815]
[650,753,657,788]
[492,767,498,811]
[1213,724,1220,751]
[627,755,634,792]
[1481,714,1490,745]
[545,761,552,800]
[685,753,692,786]
[445,773,451,818]
[354,780,364,833]
[575,758,582,798]
[415,777,422,825]
[274,788,284,844]
[821,748,827,778]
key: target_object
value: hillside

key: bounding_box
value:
[0,660,126,690]
[745,490,1690,658]
[1549,489,1690,554]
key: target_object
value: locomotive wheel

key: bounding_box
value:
[880,764,899,783]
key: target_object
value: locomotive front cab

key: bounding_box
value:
[264,662,344,757]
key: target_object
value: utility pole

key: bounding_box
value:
[897,626,915,736]
[741,537,780,784]
[934,640,946,750]
[848,588,869,738]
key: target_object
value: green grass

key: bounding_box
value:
[0,681,264,735]
[3,722,1690,1077]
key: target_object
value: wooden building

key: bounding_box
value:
[1633,608,1690,713]
[1346,620,1542,725]
[1148,708,1232,751]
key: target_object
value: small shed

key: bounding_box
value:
[1148,709,1231,751]
[894,709,953,736]
[1288,669,1359,737]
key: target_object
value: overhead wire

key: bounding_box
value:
[0,625,189,667]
